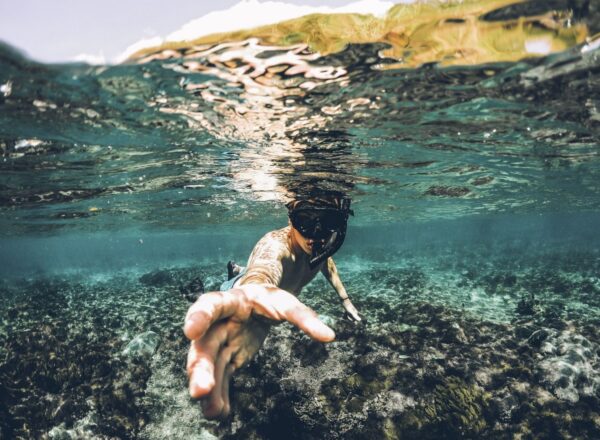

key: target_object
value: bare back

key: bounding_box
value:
[237,226,322,295]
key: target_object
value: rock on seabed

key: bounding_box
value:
[123,331,160,359]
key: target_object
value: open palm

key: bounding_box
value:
[184,284,336,418]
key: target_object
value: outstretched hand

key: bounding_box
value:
[183,284,336,419]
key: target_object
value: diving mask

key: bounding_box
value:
[287,198,353,268]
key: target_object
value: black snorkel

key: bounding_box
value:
[308,227,345,269]
[287,197,353,269]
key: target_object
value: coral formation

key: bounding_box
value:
[0,247,599,439]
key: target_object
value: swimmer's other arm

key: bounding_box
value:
[322,257,361,322]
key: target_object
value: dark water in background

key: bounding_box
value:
[1,1,600,438]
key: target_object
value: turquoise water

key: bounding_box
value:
[1,12,600,439]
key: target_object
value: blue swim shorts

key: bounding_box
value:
[219,268,246,291]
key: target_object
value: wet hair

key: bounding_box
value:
[285,194,347,213]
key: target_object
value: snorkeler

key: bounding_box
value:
[184,196,360,418]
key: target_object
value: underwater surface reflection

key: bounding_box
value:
[0,0,598,234]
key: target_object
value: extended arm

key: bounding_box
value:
[321,257,361,322]
[184,229,337,419]
[185,284,335,419]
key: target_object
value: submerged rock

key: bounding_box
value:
[139,269,175,287]
[46,415,99,440]
[536,330,600,403]
[421,376,490,437]
[0,278,154,439]
[122,331,160,359]
[516,291,537,316]
[179,277,205,303]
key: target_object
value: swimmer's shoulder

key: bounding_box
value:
[249,226,291,259]
[265,226,291,242]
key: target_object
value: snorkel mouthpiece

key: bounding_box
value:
[287,197,353,269]
[308,229,344,269]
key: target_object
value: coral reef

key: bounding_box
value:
[0,247,599,439]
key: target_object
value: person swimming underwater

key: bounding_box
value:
[184,195,360,418]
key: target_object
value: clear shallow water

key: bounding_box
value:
[1,28,599,234]
[1,1,600,438]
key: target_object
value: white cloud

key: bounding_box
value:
[73,52,107,65]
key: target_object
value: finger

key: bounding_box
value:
[188,340,215,398]
[254,289,335,342]
[346,306,361,322]
[349,312,361,322]
[202,346,235,419]
[288,306,336,342]
[187,322,228,398]
[184,290,242,341]
[221,364,235,416]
